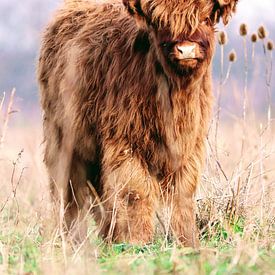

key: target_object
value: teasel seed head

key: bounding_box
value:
[251,33,257,43]
[267,40,274,51]
[229,50,237,62]
[240,23,248,36]
[218,31,228,45]
[258,26,267,40]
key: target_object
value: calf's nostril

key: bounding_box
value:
[177,46,183,54]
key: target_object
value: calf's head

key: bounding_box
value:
[123,0,238,77]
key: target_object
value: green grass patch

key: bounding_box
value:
[0,219,274,274]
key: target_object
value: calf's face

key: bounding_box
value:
[155,22,215,75]
[123,0,238,76]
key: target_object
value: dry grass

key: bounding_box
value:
[0,25,274,274]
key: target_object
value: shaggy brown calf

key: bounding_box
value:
[38,0,238,247]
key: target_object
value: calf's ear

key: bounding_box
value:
[123,0,148,27]
[211,0,239,25]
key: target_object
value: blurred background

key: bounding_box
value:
[0,0,274,123]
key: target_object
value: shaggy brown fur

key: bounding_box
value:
[38,0,238,247]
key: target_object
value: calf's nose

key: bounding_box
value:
[176,43,196,59]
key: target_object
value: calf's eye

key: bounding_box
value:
[161,42,168,48]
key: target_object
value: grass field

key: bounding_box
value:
[0,28,274,274]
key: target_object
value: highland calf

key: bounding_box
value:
[38,0,238,247]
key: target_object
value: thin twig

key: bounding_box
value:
[215,44,224,158]
[0,92,6,115]
[0,88,16,148]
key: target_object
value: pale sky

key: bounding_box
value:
[228,0,275,34]
[237,0,275,23]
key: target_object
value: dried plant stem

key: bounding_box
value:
[244,163,254,206]
[0,88,16,148]
[261,40,273,128]
[222,62,233,86]
[0,92,5,115]
[238,36,249,199]
[215,44,224,158]
[252,43,256,64]
[266,50,273,128]
[59,191,68,266]
[259,124,265,224]
[0,150,25,213]
[242,36,248,129]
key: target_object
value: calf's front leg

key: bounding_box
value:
[98,154,159,245]
[168,153,203,248]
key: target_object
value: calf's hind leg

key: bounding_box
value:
[44,120,86,241]
[46,139,92,243]
[65,153,94,243]
[43,120,73,213]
